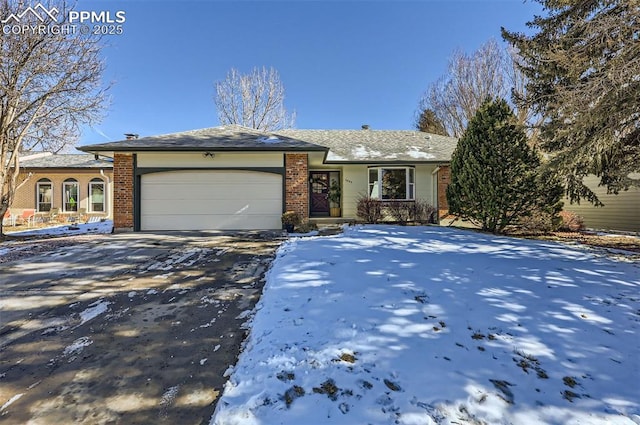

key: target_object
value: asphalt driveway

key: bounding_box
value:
[0,231,282,425]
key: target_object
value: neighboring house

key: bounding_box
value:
[563,175,640,233]
[9,152,114,222]
[79,125,457,232]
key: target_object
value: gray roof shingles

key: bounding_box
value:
[21,154,113,169]
[277,129,456,163]
[79,125,458,163]
[79,125,328,153]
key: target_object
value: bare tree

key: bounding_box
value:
[214,66,295,131]
[417,39,531,138]
[0,0,108,237]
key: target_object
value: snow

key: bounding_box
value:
[63,336,93,357]
[78,300,110,325]
[211,225,640,425]
[4,219,113,237]
[352,144,382,159]
[257,136,283,144]
[325,152,348,161]
[407,146,435,159]
[0,393,23,413]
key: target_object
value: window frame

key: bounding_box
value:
[88,178,106,213]
[367,166,415,201]
[62,178,79,212]
[36,179,53,212]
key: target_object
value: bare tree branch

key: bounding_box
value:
[417,39,531,138]
[0,0,108,237]
[214,66,295,131]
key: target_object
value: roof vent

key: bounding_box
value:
[361,124,370,130]
[124,133,139,140]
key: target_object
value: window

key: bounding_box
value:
[368,167,415,200]
[63,179,79,212]
[37,179,53,212]
[89,178,105,212]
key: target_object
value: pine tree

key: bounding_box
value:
[502,0,640,205]
[415,108,448,136]
[447,98,562,234]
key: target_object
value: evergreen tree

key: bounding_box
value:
[447,99,562,234]
[502,0,640,205]
[415,108,448,136]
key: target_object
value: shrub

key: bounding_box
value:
[281,211,301,226]
[296,221,318,233]
[517,213,557,234]
[356,196,383,223]
[412,200,437,224]
[558,211,585,232]
[385,201,413,224]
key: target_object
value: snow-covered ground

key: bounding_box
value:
[3,219,113,238]
[212,225,640,425]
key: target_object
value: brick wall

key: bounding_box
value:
[437,165,451,218]
[113,153,134,231]
[285,153,308,219]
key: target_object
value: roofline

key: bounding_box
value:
[323,160,451,165]
[20,166,113,169]
[77,146,329,153]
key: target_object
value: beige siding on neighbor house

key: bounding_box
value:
[136,152,284,168]
[564,176,640,232]
[11,170,113,218]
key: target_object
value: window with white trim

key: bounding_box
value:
[37,179,53,212]
[368,167,415,200]
[63,178,79,212]
[89,178,105,212]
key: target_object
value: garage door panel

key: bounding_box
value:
[142,213,281,231]
[141,184,279,201]
[140,170,283,230]
[141,199,282,215]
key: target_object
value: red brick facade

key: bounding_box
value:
[285,153,309,219]
[113,153,134,231]
[437,165,451,218]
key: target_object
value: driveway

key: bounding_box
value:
[0,231,282,425]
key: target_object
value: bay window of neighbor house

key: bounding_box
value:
[63,178,79,212]
[368,167,415,200]
[37,179,53,212]
[89,178,105,212]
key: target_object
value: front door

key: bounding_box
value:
[309,172,330,215]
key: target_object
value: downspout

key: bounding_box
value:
[431,166,441,218]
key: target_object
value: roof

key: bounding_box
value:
[78,125,328,153]
[21,154,113,169]
[277,129,457,163]
[78,125,458,163]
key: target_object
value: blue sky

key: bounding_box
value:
[77,0,543,145]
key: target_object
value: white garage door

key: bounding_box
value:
[140,170,282,230]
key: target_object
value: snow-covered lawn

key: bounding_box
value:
[3,219,113,238]
[212,225,640,425]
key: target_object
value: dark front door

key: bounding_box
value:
[310,172,330,215]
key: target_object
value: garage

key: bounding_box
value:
[140,170,282,230]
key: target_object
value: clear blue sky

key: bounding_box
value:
[77,0,542,145]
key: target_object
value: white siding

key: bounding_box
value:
[337,164,439,219]
[140,170,282,230]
